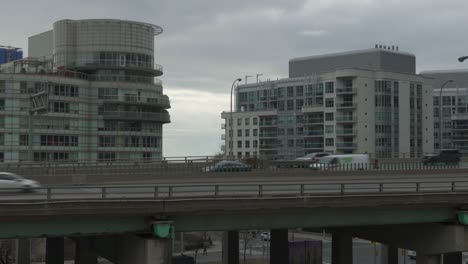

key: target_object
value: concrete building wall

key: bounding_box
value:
[289,48,416,78]
[28,30,53,58]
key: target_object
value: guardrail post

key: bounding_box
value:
[340,184,345,195]
[215,185,219,197]
[416,182,420,192]
[452,182,456,192]
[300,184,305,196]
[379,183,383,193]
[168,186,173,198]
[102,187,107,199]
[258,185,263,197]
[46,188,51,200]
[154,186,158,198]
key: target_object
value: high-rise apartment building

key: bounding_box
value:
[421,70,468,153]
[221,47,434,159]
[0,19,170,162]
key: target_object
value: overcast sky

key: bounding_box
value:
[2,0,468,157]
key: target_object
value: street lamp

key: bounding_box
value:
[458,56,468,63]
[439,79,454,151]
[229,78,242,159]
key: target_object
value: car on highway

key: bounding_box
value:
[203,161,252,172]
[309,154,370,170]
[0,172,40,192]
[295,152,331,162]
[422,149,461,165]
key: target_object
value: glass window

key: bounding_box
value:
[237,129,242,137]
[237,119,242,126]
[325,98,334,107]
[245,129,250,137]
[325,82,334,93]
[287,87,294,97]
[296,86,304,97]
[253,118,258,125]
[237,141,242,148]
[245,141,250,148]
[325,113,334,121]
[325,138,334,146]
[245,118,250,126]
[325,125,334,134]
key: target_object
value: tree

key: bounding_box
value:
[0,240,13,264]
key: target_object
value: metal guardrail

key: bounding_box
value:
[4,178,468,202]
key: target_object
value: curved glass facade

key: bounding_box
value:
[0,19,170,162]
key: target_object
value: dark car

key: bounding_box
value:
[423,149,461,165]
[203,160,252,172]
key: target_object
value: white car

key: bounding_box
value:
[0,172,40,192]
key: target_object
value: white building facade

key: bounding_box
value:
[222,48,434,159]
[0,19,170,162]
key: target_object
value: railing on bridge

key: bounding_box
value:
[3,178,468,202]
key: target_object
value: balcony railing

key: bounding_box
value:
[303,118,324,125]
[259,133,278,138]
[100,111,170,123]
[259,121,277,126]
[336,116,357,122]
[336,142,357,149]
[65,59,163,76]
[90,75,162,85]
[336,129,357,136]
[304,131,324,137]
[335,87,357,94]
[336,102,357,109]
[304,143,324,149]
[100,95,170,108]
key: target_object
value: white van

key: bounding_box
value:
[309,154,370,170]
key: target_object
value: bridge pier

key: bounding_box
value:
[331,233,352,264]
[270,229,288,264]
[222,231,239,264]
[443,252,463,263]
[416,254,442,264]
[45,237,64,264]
[15,239,30,264]
[75,237,97,264]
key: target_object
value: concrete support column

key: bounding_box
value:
[15,239,30,264]
[332,233,352,264]
[443,252,462,263]
[383,245,398,264]
[222,231,239,264]
[75,237,97,264]
[270,229,288,264]
[416,254,441,264]
[46,237,64,264]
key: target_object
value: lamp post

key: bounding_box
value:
[229,78,242,159]
[439,80,454,150]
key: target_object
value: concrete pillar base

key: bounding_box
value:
[270,229,288,264]
[443,252,462,263]
[332,233,352,264]
[416,254,441,264]
[15,239,30,264]
[222,231,239,264]
[75,237,97,264]
[46,237,64,264]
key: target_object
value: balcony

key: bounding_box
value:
[259,132,278,138]
[304,143,324,149]
[336,142,357,149]
[336,102,357,109]
[70,59,163,77]
[303,118,324,125]
[335,129,357,136]
[100,111,170,123]
[221,123,226,129]
[259,121,277,127]
[304,131,324,137]
[452,114,468,121]
[302,105,324,113]
[90,75,162,85]
[336,115,357,123]
[221,134,226,140]
[101,95,170,109]
[336,87,357,94]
